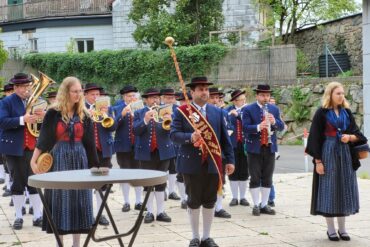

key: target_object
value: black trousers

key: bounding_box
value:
[229,142,249,181]
[176,172,184,183]
[97,151,112,168]
[168,158,176,174]
[140,150,170,192]
[183,163,219,209]
[116,151,140,169]
[6,150,37,195]
[248,146,275,188]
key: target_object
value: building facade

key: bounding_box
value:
[364,0,370,138]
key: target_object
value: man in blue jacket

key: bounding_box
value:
[171,77,235,247]
[134,88,175,223]
[85,83,117,226]
[113,85,144,212]
[0,73,44,230]
[242,84,284,216]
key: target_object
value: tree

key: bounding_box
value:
[0,40,8,89]
[129,0,224,50]
[257,0,360,44]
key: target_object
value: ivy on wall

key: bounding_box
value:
[23,44,228,91]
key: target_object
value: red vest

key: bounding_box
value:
[23,127,36,150]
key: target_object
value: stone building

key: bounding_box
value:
[291,13,363,76]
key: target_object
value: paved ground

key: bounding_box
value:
[1,146,370,247]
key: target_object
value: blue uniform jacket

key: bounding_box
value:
[0,94,27,156]
[242,102,284,154]
[170,103,235,174]
[133,107,176,161]
[112,103,135,153]
[86,102,117,158]
[225,105,245,148]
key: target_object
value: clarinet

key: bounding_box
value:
[263,104,272,143]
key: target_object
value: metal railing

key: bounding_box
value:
[0,0,112,23]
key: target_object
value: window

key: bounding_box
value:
[75,39,94,53]
[29,38,38,52]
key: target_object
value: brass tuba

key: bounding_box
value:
[26,72,55,137]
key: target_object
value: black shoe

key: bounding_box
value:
[156,212,171,222]
[98,215,110,226]
[252,206,260,216]
[25,198,29,204]
[144,212,154,224]
[29,206,33,215]
[134,203,146,211]
[181,200,187,209]
[2,184,6,190]
[121,203,130,212]
[327,231,340,241]
[239,198,250,206]
[260,205,276,215]
[32,217,43,227]
[229,198,238,206]
[13,218,23,230]
[168,192,181,200]
[189,238,201,247]
[0,178,4,184]
[22,206,26,215]
[338,230,350,241]
[275,154,281,160]
[268,200,275,207]
[214,209,231,218]
[9,198,14,207]
[2,189,11,197]
[200,238,219,247]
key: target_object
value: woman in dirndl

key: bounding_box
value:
[31,76,99,247]
[306,81,367,241]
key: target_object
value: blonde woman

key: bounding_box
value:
[306,82,367,241]
[31,77,99,247]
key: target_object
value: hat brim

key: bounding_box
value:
[120,89,138,95]
[230,90,246,101]
[10,79,32,84]
[84,86,103,92]
[186,82,214,87]
[253,89,272,93]
[142,92,161,98]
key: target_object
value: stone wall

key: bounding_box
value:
[291,13,363,76]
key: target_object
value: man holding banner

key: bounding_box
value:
[170,77,235,247]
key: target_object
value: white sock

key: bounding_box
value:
[239,180,248,200]
[134,187,142,204]
[337,217,347,234]
[5,173,11,190]
[121,183,130,205]
[13,195,25,219]
[187,208,200,240]
[29,194,42,219]
[326,217,336,235]
[0,164,4,179]
[146,191,154,214]
[250,187,260,206]
[94,190,103,215]
[230,181,238,199]
[260,187,271,208]
[155,191,165,215]
[177,182,187,201]
[215,194,223,212]
[72,234,80,247]
[168,174,177,194]
[56,235,63,247]
[202,207,214,240]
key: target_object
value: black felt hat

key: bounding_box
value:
[120,85,138,95]
[46,91,57,98]
[2,83,14,92]
[230,89,246,101]
[142,88,161,98]
[253,84,272,93]
[84,83,103,93]
[186,76,213,87]
[9,73,32,85]
[160,88,176,96]
[176,91,192,101]
[209,87,222,95]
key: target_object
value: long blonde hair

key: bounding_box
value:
[321,81,350,109]
[52,76,87,123]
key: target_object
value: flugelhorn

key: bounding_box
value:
[92,96,114,128]
[150,104,172,130]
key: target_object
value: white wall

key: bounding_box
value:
[0,25,113,54]
[364,0,370,138]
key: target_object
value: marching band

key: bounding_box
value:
[0,70,287,247]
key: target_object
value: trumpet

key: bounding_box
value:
[91,96,115,128]
[149,104,172,130]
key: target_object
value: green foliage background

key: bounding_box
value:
[23,44,228,91]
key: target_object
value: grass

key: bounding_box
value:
[284,139,304,145]
[259,232,269,235]
[359,172,370,180]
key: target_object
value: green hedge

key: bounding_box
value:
[23,44,228,91]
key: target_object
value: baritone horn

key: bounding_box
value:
[92,96,115,128]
